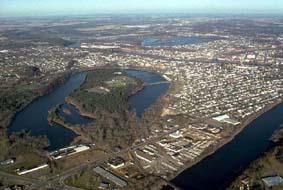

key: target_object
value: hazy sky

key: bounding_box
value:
[0,0,282,17]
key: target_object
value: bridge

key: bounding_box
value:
[145,81,171,86]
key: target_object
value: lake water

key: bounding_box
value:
[8,73,87,150]
[125,70,170,117]
[8,70,169,150]
[58,103,94,125]
[7,68,283,189]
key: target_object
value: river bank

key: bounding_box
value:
[170,97,283,190]
[7,66,170,152]
[228,128,283,189]
[64,76,146,120]
[57,66,169,122]
[8,65,283,190]
[8,71,89,150]
[4,71,73,130]
[47,69,150,146]
[65,97,97,119]
[48,117,89,144]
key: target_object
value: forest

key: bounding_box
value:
[69,69,143,113]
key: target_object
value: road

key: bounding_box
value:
[0,119,201,189]
[48,120,200,186]
[0,171,83,190]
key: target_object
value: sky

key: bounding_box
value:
[0,0,283,17]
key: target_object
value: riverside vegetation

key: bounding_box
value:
[0,67,70,172]
[48,69,146,150]
[229,125,283,190]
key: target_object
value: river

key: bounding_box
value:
[171,102,283,190]
[58,103,94,125]
[8,70,169,150]
[8,73,86,151]
[126,70,170,117]
[8,68,283,189]
[142,36,216,47]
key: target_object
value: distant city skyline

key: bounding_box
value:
[0,0,283,17]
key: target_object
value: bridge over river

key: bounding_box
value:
[144,81,171,86]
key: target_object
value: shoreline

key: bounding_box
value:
[5,67,97,131]
[5,71,73,130]
[6,66,283,189]
[65,97,97,120]
[166,97,283,187]
[7,66,162,148]
[22,67,283,171]
[227,127,283,189]
[48,118,88,144]
[48,69,148,144]
[63,69,147,120]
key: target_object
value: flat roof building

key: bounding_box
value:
[169,130,183,138]
[94,166,127,187]
[262,176,283,188]
[107,157,125,169]
[135,149,155,163]
[213,114,240,125]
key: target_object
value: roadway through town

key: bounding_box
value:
[1,119,201,190]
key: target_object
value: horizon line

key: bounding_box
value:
[1,11,283,19]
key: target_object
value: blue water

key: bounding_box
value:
[8,73,87,151]
[142,37,215,47]
[126,70,170,117]
[172,103,283,190]
[8,70,169,150]
[58,103,94,125]
[8,68,283,189]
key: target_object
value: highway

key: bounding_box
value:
[0,171,83,190]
